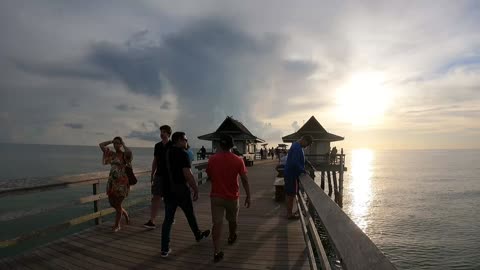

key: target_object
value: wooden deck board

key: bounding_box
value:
[4,161,310,269]
[33,246,85,270]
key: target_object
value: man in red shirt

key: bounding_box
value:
[206,134,251,263]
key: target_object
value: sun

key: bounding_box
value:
[335,72,391,126]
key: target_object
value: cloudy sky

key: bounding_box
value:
[1,0,479,149]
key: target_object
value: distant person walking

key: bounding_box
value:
[160,132,210,257]
[206,134,251,262]
[144,125,173,229]
[200,146,207,160]
[284,135,313,219]
[99,136,132,232]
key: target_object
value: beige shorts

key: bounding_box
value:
[211,197,239,224]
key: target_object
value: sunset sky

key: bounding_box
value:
[1,1,479,150]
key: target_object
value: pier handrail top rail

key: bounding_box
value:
[0,160,209,197]
[300,174,397,270]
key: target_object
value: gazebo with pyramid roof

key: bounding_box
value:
[198,116,264,157]
[282,116,344,163]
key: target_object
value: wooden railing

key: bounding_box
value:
[305,153,346,165]
[299,174,396,270]
[298,151,397,270]
[0,160,209,249]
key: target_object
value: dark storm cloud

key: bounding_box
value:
[87,18,318,138]
[126,121,160,142]
[160,101,171,110]
[64,123,84,129]
[87,19,287,100]
[89,42,164,96]
[13,59,109,81]
[69,99,80,108]
[114,104,137,111]
[127,130,159,142]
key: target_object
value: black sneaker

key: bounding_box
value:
[227,233,237,245]
[214,251,224,263]
[161,248,171,258]
[143,220,156,229]
[195,229,211,242]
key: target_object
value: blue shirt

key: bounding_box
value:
[186,149,194,163]
[284,142,305,179]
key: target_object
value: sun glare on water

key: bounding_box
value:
[336,72,391,127]
[349,148,374,231]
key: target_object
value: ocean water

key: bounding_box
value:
[0,144,479,269]
[340,149,480,270]
[0,143,203,258]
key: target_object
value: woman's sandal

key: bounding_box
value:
[112,226,121,232]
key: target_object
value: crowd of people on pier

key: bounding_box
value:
[99,125,313,262]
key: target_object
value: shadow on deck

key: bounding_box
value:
[1,160,310,270]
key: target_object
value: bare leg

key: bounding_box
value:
[212,222,222,253]
[150,195,162,222]
[114,206,122,230]
[122,208,129,224]
[286,195,295,217]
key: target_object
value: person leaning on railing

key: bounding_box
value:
[284,135,313,220]
[99,136,132,232]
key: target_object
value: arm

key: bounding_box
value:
[122,142,133,163]
[122,142,132,156]
[99,140,112,152]
[183,168,199,201]
[240,173,251,208]
[151,156,157,182]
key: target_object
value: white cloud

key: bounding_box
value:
[1,1,479,149]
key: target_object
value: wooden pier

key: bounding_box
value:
[0,160,310,269]
[1,158,396,269]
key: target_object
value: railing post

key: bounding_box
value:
[332,171,338,203]
[327,171,333,196]
[339,148,344,207]
[93,181,101,225]
[198,170,203,183]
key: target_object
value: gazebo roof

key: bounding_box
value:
[198,116,265,143]
[282,116,344,142]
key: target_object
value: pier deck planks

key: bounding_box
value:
[3,160,309,269]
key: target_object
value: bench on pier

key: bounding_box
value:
[243,153,255,167]
[273,166,285,201]
[273,177,285,201]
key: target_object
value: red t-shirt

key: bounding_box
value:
[207,152,248,200]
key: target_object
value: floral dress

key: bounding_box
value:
[102,148,130,198]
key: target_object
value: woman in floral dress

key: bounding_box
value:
[99,136,132,232]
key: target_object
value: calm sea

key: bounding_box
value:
[0,144,479,269]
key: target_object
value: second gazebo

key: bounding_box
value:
[282,116,344,164]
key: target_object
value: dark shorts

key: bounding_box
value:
[284,176,299,196]
[151,174,164,196]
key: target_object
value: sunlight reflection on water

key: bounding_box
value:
[348,149,374,231]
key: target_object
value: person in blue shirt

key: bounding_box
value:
[185,143,195,164]
[284,135,313,219]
